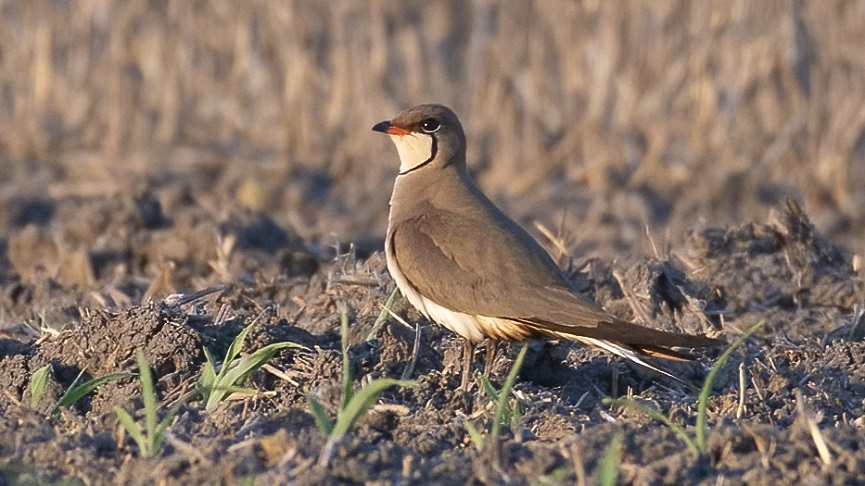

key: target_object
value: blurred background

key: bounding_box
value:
[1,0,864,266]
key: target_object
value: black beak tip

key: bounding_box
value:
[372,120,391,133]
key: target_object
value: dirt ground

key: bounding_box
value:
[3,2,865,485]
[1,170,864,486]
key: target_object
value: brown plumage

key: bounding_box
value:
[373,104,721,388]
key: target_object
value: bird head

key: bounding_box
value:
[372,104,466,175]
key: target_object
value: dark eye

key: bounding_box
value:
[420,118,441,133]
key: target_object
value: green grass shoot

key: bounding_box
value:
[28,364,52,408]
[490,344,528,440]
[603,320,766,457]
[27,363,130,415]
[694,320,766,452]
[597,432,623,486]
[465,420,486,452]
[601,397,699,456]
[308,302,415,466]
[197,321,306,411]
[114,349,182,458]
[365,287,400,341]
[465,343,529,450]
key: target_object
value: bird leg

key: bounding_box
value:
[484,339,497,377]
[461,337,474,389]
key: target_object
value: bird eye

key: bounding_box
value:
[420,118,441,133]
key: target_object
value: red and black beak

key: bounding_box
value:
[372,120,410,136]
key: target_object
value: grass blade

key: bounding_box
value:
[597,433,622,486]
[114,349,185,458]
[151,407,180,456]
[491,344,528,440]
[53,371,131,414]
[330,378,416,440]
[224,323,254,366]
[465,420,485,451]
[603,397,699,456]
[480,375,499,401]
[200,347,217,390]
[59,368,86,405]
[29,364,52,408]
[366,287,400,341]
[205,342,304,410]
[307,394,334,436]
[339,302,353,408]
[216,342,306,390]
[137,350,157,439]
[695,320,765,454]
[114,406,146,455]
[318,377,415,467]
[157,399,184,437]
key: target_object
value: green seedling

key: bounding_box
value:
[114,349,181,458]
[28,363,129,415]
[597,432,623,486]
[465,344,528,451]
[308,303,416,466]
[28,364,52,408]
[55,371,131,414]
[602,396,699,456]
[603,320,765,457]
[693,320,765,451]
[365,287,400,341]
[464,420,486,453]
[198,321,306,411]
